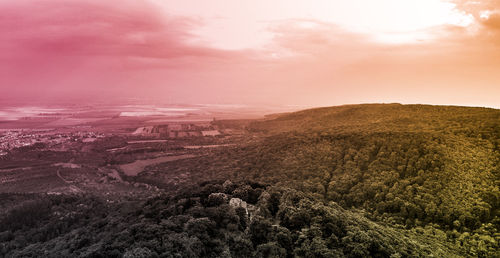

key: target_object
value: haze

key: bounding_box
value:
[1,0,499,108]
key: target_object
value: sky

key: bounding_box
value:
[0,0,499,108]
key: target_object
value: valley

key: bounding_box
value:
[0,104,498,257]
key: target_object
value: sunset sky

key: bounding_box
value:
[1,0,499,108]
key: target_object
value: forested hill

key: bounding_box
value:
[1,104,499,257]
[138,103,499,256]
[225,103,498,256]
[249,103,499,136]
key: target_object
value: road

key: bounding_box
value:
[56,168,82,192]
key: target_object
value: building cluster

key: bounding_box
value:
[0,130,105,155]
[133,123,221,138]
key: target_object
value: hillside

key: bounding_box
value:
[242,104,500,227]
[129,104,500,256]
[141,104,500,256]
[1,104,499,257]
[249,103,499,135]
[240,104,499,255]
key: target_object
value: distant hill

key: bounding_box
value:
[138,103,500,256]
[231,104,499,256]
[249,103,499,135]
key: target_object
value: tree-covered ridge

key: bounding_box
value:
[133,104,499,256]
[1,104,499,257]
[249,104,499,136]
[235,131,497,227]
[0,182,468,257]
[236,104,499,255]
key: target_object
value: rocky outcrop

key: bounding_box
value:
[229,197,259,219]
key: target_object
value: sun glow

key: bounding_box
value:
[287,0,476,44]
[2,0,498,108]
[358,0,475,43]
[157,0,476,48]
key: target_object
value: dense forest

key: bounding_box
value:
[1,104,499,257]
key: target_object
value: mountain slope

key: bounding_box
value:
[1,104,499,257]
[138,103,499,256]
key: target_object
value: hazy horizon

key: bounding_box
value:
[1,0,499,108]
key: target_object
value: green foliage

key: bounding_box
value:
[2,104,498,257]
[140,104,499,256]
[0,182,469,257]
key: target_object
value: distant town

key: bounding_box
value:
[0,130,105,156]
[132,121,243,138]
[0,119,247,158]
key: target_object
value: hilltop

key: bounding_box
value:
[129,103,500,256]
[249,103,499,134]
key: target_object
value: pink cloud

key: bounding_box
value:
[0,0,200,57]
[0,0,499,108]
[0,0,231,103]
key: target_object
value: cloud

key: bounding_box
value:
[452,0,500,31]
[0,0,223,61]
[0,0,235,102]
[244,17,500,106]
[481,12,500,29]
[0,0,498,108]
